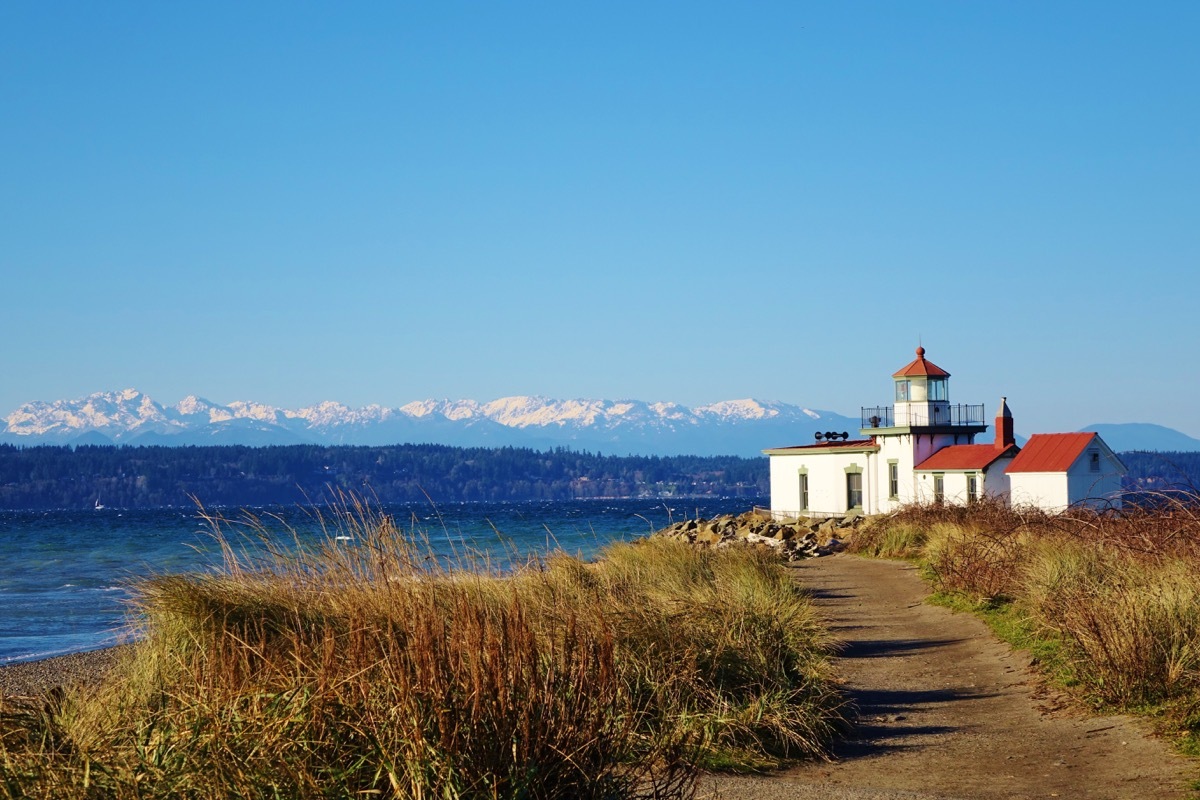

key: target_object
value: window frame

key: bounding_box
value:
[845,466,864,511]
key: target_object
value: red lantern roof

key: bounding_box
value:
[893,346,951,378]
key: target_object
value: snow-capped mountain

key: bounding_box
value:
[0,390,861,457]
[6,389,188,441]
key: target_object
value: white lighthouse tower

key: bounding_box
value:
[864,349,988,444]
[861,347,989,510]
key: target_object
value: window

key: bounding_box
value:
[933,473,945,504]
[846,472,863,509]
[798,472,809,512]
[928,378,948,402]
[1089,451,1101,472]
[895,380,910,402]
[967,474,978,504]
[888,461,899,499]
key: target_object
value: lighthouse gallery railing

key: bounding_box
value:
[860,404,986,429]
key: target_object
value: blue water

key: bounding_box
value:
[0,498,762,664]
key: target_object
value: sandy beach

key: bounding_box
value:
[0,646,126,699]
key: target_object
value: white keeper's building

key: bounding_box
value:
[764,347,1126,516]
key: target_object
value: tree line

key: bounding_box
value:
[1120,450,1200,495]
[1,443,1192,512]
[0,443,770,510]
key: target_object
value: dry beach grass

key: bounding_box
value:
[0,500,849,799]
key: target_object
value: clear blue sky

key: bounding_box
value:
[2,2,1197,437]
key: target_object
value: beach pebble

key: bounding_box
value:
[0,646,125,700]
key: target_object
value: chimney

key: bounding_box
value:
[996,396,1015,450]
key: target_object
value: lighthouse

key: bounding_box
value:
[860,347,990,485]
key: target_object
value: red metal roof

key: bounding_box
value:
[767,439,879,453]
[1006,433,1097,473]
[893,346,951,378]
[915,444,1018,471]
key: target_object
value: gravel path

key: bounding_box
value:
[701,554,1195,800]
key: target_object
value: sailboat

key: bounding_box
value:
[94,498,105,511]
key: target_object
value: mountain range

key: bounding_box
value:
[0,389,861,457]
[3,390,1198,457]
[1077,423,1200,454]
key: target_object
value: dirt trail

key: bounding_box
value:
[702,554,1194,800]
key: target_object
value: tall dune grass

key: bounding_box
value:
[0,500,848,799]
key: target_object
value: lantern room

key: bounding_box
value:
[892,346,952,428]
[894,347,948,402]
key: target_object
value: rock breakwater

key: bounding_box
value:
[652,510,864,561]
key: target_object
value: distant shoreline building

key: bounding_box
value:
[764,347,1126,516]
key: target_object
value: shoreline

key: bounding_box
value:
[0,645,127,699]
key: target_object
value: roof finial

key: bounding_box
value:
[893,343,949,378]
